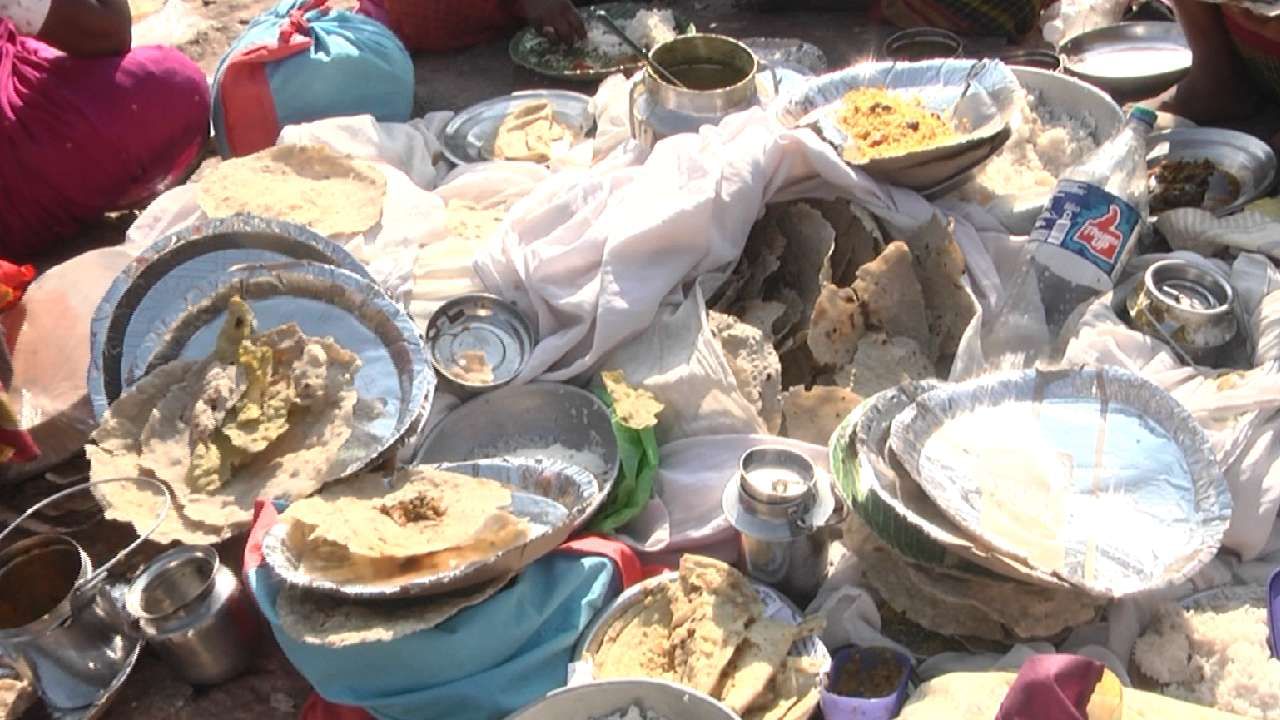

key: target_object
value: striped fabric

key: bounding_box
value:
[1225,5,1280,103]
[879,0,1043,40]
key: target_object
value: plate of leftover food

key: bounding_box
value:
[261,458,600,598]
[888,366,1232,598]
[442,91,594,165]
[509,2,693,81]
[88,264,432,545]
[575,555,830,718]
[508,679,737,720]
[1146,127,1276,217]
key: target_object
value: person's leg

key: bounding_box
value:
[1165,0,1258,124]
[0,31,210,259]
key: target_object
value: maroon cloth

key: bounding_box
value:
[995,654,1107,720]
[0,19,210,259]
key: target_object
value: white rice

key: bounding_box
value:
[957,88,1099,205]
[592,706,670,720]
[584,9,677,58]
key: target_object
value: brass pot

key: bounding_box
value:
[630,34,759,146]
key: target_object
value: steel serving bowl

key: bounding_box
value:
[506,679,737,720]
[1061,21,1192,100]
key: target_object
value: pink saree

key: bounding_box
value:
[0,19,211,259]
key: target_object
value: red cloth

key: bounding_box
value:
[994,654,1107,720]
[0,261,34,311]
[0,20,210,259]
[370,0,522,53]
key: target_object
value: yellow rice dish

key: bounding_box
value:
[834,88,956,162]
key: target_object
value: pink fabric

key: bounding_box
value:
[994,654,1106,720]
[0,19,210,259]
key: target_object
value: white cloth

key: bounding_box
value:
[474,106,950,384]
[1,0,48,34]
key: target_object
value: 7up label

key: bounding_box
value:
[1030,180,1141,280]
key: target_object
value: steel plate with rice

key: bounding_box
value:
[777,59,1017,190]
[508,2,693,81]
[131,263,432,480]
[89,215,370,419]
[888,367,1232,598]
[1146,127,1277,217]
[1061,22,1192,99]
[261,458,601,599]
[442,91,594,166]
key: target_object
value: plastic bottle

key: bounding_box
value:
[979,106,1156,368]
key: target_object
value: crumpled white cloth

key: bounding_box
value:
[475,105,966,384]
[1156,207,1280,262]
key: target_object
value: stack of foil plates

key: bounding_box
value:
[831,366,1232,600]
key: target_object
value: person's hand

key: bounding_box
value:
[515,0,586,45]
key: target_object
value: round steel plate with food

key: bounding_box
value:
[1146,127,1276,217]
[89,215,371,419]
[1061,21,1191,99]
[443,91,594,166]
[575,556,830,718]
[509,2,692,81]
[507,679,737,720]
[260,458,600,599]
[412,381,620,487]
[888,367,1232,598]
[777,59,1017,191]
[426,293,536,394]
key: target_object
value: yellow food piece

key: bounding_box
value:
[601,370,663,430]
[834,88,955,162]
[215,296,256,364]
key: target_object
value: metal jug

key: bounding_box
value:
[722,446,837,604]
[629,34,759,148]
[0,478,169,713]
[124,544,257,685]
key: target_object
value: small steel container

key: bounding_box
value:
[630,34,759,148]
[722,447,835,604]
[0,535,139,713]
[999,48,1063,72]
[1126,259,1238,364]
[426,294,535,397]
[124,545,256,685]
[882,28,963,62]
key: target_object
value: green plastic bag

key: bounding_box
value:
[588,389,660,533]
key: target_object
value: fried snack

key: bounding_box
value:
[493,101,575,163]
[601,370,663,430]
[835,88,956,162]
[587,555,824,716]
[281,466,530,585]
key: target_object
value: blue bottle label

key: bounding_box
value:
[1029,180,1140,279]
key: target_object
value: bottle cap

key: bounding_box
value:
[1129,106,1157,129]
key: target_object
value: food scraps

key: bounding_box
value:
[493,101,577,163]
[1150,158,1242,214]
[602,370,663,430]
[831,648,905,698]
[835,88,956,163]
[587,555,824,719]
[281,465,529,585]
[89,299,362,544]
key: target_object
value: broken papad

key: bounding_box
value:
[280,466,530,585]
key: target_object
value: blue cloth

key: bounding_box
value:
[250,552,618,720]
[211,0,413,157]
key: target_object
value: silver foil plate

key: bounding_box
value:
[1147,127,1277,217]
[507,679,737,720]
[412,382,620,491]
[442,90,595,166]
[88,215,370,419]
[740,37,828,76]
[261,458,601,599]
[132,262,433,481]
[888,367,1232,598]
[573,571,830,670]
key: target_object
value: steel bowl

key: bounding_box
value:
[506,679,737,720]
[998,48,1063,72]
[1061,21,1191,100]
[1126,259,1239,364]
[426,293,535,396]
[882,28,963,61]
[1146,127,1277,217]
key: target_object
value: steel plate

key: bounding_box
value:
[776,59,1018,190]
[1147,127,1277,217]
[442,90,594,166]
[261,458,600,599]
[412,381,620,490]
[507,679,737,720]
[1061,22,1191,99]
[888,367,1232,598]
[573,571,831,670]
[508,2,693,82]
[740,37,828,75]
[132,263,433,479]
[88,215,371,419]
